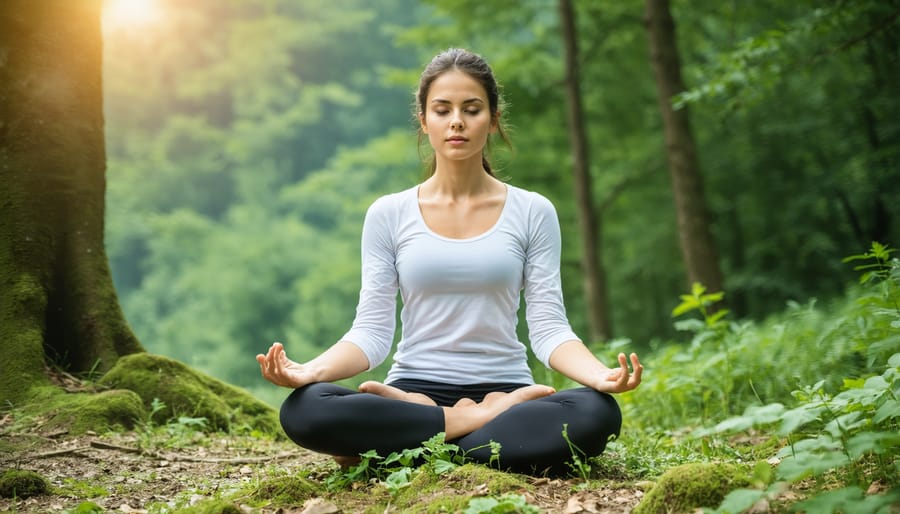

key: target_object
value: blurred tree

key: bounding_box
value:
[0,0,143,404]
[644,0,724,296]
[558,0,612,342]
[675,0,900,315]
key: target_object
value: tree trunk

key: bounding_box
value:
[0,0,143,406]
[558,0,612,342]
[644,0,724,295]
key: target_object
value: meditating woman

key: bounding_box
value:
[257,48,643,476]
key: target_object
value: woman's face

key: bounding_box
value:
[419,70,498,168]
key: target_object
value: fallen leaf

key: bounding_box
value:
[300,497,341,514]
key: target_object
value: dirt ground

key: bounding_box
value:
[0,425,645,513]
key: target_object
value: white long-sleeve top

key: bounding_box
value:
[341,184,580,385]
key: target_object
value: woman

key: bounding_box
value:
[257,48,642,476]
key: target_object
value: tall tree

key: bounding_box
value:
[644,0,724,294]
[557,0,612,342]
[0,0,143,405]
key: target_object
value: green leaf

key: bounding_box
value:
[777,404,822,435]
[431,458,457,475]
[775,452,850,481]
[706,309,730,325]
[672,296,701,317]
[791,486,863,513]
[709,488,766,514]
[846,431,900,459]
[873,399,900,424]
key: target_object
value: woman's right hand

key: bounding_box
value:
[256,342,317,389]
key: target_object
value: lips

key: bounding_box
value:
[446,136,468,143]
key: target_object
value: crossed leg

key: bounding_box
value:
[280,382,619,476]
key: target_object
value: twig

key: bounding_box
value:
[156,451,297,464]
[27,445,91,459]
[90,440,142,454]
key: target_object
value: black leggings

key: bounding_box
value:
[279,380,622,476]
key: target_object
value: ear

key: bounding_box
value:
[491,111,502,133]
[418,111,428,134]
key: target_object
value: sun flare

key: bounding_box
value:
[103,0,161,30]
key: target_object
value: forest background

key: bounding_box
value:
[101,0,900,409]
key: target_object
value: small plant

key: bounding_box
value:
[136,398,209,451]
[464,493,540,514]
[671,282,730,331]
[324,432,471,493]
[561,423,591,482]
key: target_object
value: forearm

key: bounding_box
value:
[548,339,610,389]
[306,340,371,383]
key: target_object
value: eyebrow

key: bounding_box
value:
[430,98,485,105]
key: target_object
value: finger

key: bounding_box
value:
[630,353,643,386]
[617,352,630,385]
[266,344,284,379]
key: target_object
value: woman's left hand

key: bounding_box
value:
[594,352,643,393]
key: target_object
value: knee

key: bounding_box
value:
[592,391,623,437]
[279,383,335,447]
[565,388,623,447]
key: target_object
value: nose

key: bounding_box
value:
[450,114,464,130]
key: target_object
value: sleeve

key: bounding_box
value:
[523,193,581,367]
[340,196,399,370]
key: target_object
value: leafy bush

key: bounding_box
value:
[695,243,900,512]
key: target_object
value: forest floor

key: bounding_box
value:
[0,422,646,513]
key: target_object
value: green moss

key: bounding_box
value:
[33,387,146,434]
[391,464,532,513]
[239,474,322,506]
[172,499,244,514]
[0,274,51,405]
[57,477,110,498]
[0,469,50,498]
[632,462,753,514]
[68,501,105,513]
[98,353,279,435]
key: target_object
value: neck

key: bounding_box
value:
[426,156,495,199]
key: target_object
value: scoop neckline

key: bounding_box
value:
[414,184,510,242]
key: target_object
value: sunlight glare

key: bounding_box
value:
[103,0,162,30]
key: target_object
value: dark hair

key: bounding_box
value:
[415,48,512,177]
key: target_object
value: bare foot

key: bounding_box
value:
[442,384,555,440]
[332,455,361,470]
[454,397,476,407]
[358,381,437,406]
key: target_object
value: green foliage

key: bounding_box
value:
[136,397,211,451]
[324,432,468,493]
[464,493,540,514]
[690,243,900,512]
[64,502,105,514]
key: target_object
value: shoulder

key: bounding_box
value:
[365,185,418,221]
[507,184,559,219]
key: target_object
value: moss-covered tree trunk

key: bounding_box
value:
[0,0,143,406]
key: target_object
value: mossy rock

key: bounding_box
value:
[241,474,322,506]
[29,387,146,434]
[0,469,50,498]
[632,462,753,514]
[98,353,279,435]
